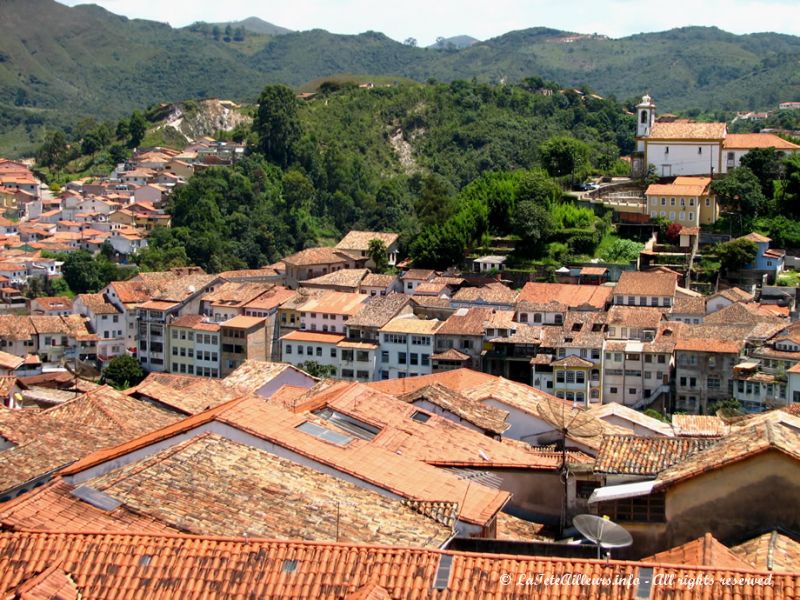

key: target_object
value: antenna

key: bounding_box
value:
[572,514,633,559]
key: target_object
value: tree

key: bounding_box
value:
[254,85,302,168]
[516,169,562,205]
[715,238,758,273]
[101,355,145,390]
[127,111,147,148]
[711,167,768,220]
[665,222,682,243]
[35,130,69,170]
[512,200,555,254]
[403,37,417,47]
[538,136,591,183]
[212,25,221,40]
[780,154,800,215]
[62,250,104,294]
[740,147,782,199]
[223,24,233,42]
[601,238,644,262]
[299,361,337,379]
[367,239,389,273]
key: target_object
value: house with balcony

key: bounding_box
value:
[644,177,717,227]
[735,232,785,283]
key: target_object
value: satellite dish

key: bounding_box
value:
[572,514,633,559]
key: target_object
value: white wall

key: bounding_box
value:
[646,141,720,177]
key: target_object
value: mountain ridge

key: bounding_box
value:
[2,0,800,155]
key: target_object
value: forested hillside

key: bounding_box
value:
[2,0,800,156]
[129,82,634,272]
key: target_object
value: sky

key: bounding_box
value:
[59,0,800,45]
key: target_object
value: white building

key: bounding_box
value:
[377,316,441,380]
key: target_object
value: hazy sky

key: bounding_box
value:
[59,0,800,45]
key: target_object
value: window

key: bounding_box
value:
[610,387,618,394]
[297,346,304,355]
[665,146,670,154]
[381,350,389,362]
[306,346,313,355]
[661,197,666,206]
[566,371,575,384]
[296,421,353,446]
[315,347,322,357]
[421,354,430,366]
[698,146,702,154]
[398,352,407,364]
[330,348,337,358]
[410,353,419,366]
[598,493,666,523]
[556,371,565,383]
[576,372,585,384]
[670,197,676,206]
[688,213,694,221]
[411,410,431,423]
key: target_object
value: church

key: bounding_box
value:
[632,95,800,178]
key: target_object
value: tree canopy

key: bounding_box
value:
[253,84,302,168]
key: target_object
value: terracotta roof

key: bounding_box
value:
[614,271,677,298]
[0,387,180,495]
[724,133,800,150]
[437,307,492,336]
[646,177,711,198]
[397,383,510,436]
[169,314,221,332]
[657,412,800,488]
[580,267,608,276]
[134,269,216,303]
[137,299,178,311]
[61,394,508,527]
[671,414,730,437]
[127,373,238,415]
[451,283,518,305]
[76,293,119,315]
[30,297,73,312]
[301,382,553,470]
[217,267,281,281]
[301,268,370,289]
[369,370,622,452]
[495,512,550,542]
[732,531,800,573]
[220,315,265,329]
[201,281,277,308]
[645,533,755,570]
[77,433,453,547]
[360,273,398,288]
[594,435,718,476]
[551,355,594,368]
[670,296,706,315]
[243,286,296,311]
[298,290,368,316]
[607,306,664,328]
[649,121,726,139]
[400,269,435,281]
[346,295,410,329]
[0,479,176,534]
[282,330,345,344]
[222,360,310,395]
[740,231,771,244]
[430,349,471,361]
[282,247,358,266]
[335,231,399,251]
[713,287,755,303]
[0,350,24,371]
[587,403,675,437]
[0,530,796,599]
[379,316,441,335]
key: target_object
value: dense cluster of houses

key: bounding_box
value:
[0,139,245,297]
[0,227,797,419]
[0,354,797,595]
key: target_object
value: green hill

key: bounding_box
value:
[3,0,800,156]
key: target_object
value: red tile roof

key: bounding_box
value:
[644,533,755,570]
[0,531,796,599]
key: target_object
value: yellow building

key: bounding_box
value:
[645,176,718,227]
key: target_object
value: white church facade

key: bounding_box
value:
[632,95,800,178]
